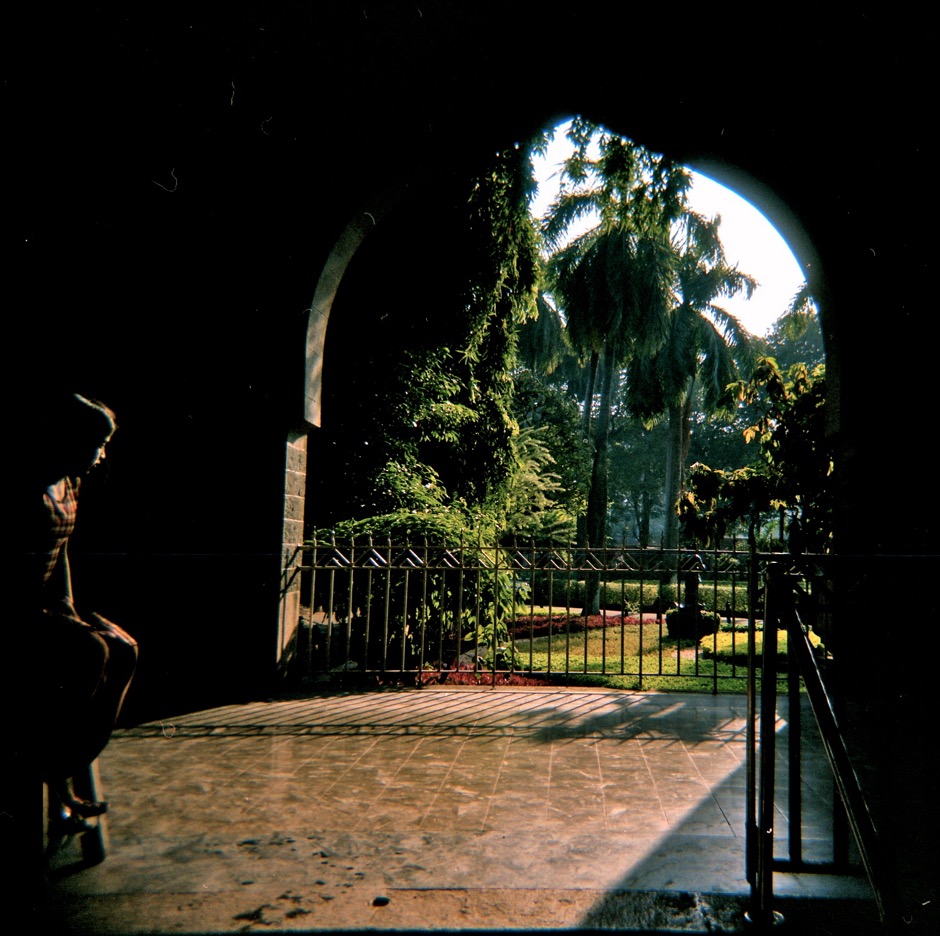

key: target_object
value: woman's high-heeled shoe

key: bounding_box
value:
[48,808,96,840]
[51,779,109,818]
[63,796,108,818]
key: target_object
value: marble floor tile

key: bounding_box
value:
[38,689,876,934]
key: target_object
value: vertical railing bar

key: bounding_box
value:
[638,557,645,690]
[730,562,738,679]
[692,557,701,677]
[491,539,500,686]
[712,542,720,694]
[345,537,356,671]
[528,540,536,674]
[437,544,446,675]
[510,542,519,677]
[745,524,759,888]
[584,555,592,676]
[362,534,374,675]
[326,533,337,672]
[307,539,318,674]
[657,554,665,676]
[674,550,682,676]
[556,548,564,677]
[730,538,739,680]
[442,547,453,676]
[456,534,466,676]
[473,543,483,677]
[418,537,429,679]
[788,605,803,868]
[506,540,515,677]
[363,564,374,674]
[400,562,410,674]
[751,561,782,926]
[691,553,700,678]
[620,566,626,676]
[564,544,573,678]
[604,546,611,672]
[381,537,392,676]
[547,566,554,676]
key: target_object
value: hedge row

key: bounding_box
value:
[527,580,753,615]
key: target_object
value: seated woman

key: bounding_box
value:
[12,391,138,838]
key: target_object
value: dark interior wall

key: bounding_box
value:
[9,3,932,654]
[9,6,338,718]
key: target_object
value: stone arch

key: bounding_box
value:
[304,182,413,428]
[278,181,416,670]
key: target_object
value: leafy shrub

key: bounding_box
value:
[308,515,522,672]
[527,577,750,616]
[665,608,721,641]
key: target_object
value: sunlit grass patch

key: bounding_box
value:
[505,619,813,692]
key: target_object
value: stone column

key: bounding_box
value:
[277,428,307,674]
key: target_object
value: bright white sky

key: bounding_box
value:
[529,126,806,338]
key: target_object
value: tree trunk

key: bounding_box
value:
[662,389,694,552]
[575,350,600,551]
[679,391,693,489]
[639,489,652,549]
[662,401,683,552]
[581,350,599,440]
[583,349,615,615]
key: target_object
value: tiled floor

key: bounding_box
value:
[35,688,875,934]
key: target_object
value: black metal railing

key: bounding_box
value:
[285,537,802,690]
[746,560,884,927]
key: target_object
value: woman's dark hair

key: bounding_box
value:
[67,394,117,445]
[25,391,119,483]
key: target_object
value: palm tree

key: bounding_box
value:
[517,292,570,377]
[537,121,688,611]
[766,283,823,371]
[627,210,757,550]
[550,226,677,548]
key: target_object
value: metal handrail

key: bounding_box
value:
[747,562,781,926]
[783,570,884,918]
[748,562,885,925]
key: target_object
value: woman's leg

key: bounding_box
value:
[78,615,138,767]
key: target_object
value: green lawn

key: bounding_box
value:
[506,622,817,693]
